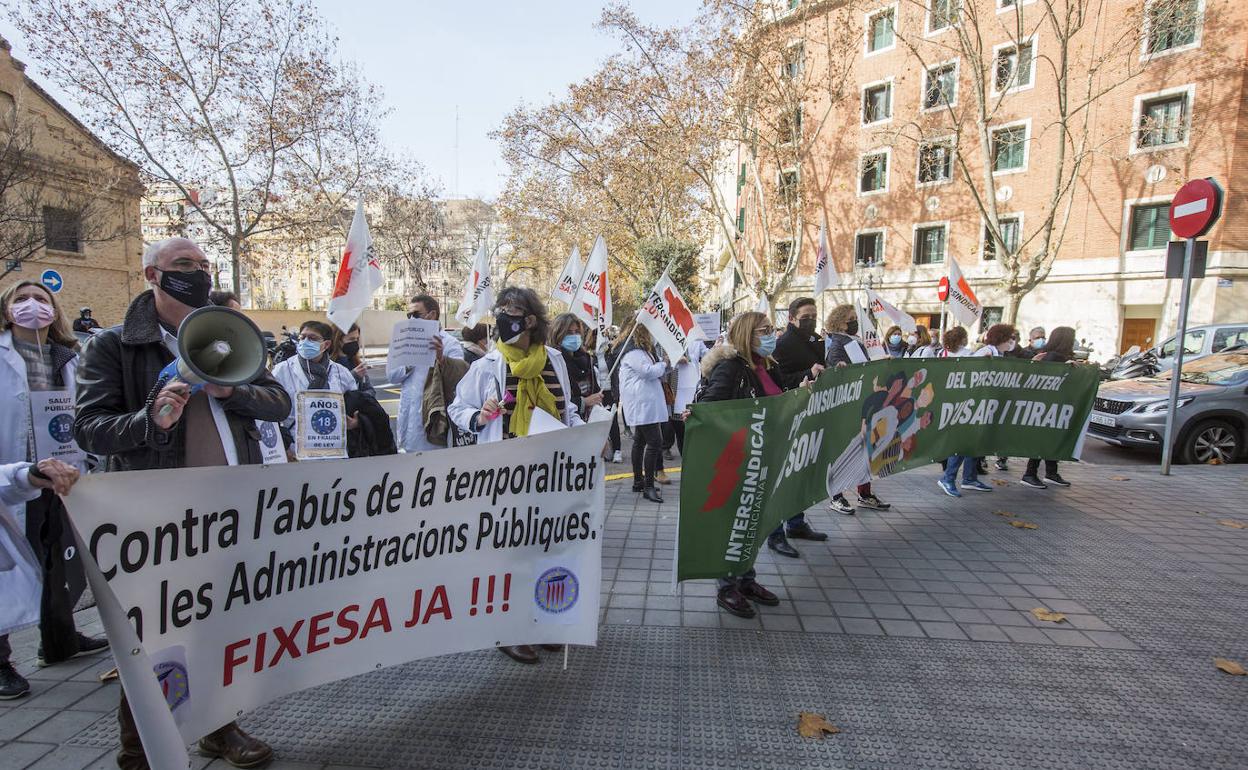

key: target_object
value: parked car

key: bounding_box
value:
[1086,348,1248,464]
[1145,323,1248,371]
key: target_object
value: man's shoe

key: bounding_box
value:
[767,533,800,558]
[786,521,828,541]
[1045,473,1071,487]
[0,663,30,700]
[632,480,644,492]
[115,750,149,770]
[612,450,623,463]
[538,644,563,652]
[1020,475,1048,489]
[642,485,664,503]
[938,479,961,498]
[994,458,1009,471]
[37,633,110,668]
[197,722,274,768]
[828,495,856,515]
[498,645,539,664]
[740,580,780,606]
[963,480,993,492]
[857,494,892,511]
[716,586,756,618]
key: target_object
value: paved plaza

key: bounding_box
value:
[1,458,1246,769]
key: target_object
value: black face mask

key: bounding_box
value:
[845,320,859,336]
[341,341,360,358]
[158,269,212,309]
[798,317,816,335]
[496,312,528,344]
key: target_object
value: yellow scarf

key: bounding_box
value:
[496,341,559,437]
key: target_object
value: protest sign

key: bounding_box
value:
[29,389,86,465]
[64,421,609,750]
[676,357,1098,581]
[255,420,287,464]
[295,391,347,460]
[694,313,720,342]
[388,318,439,372]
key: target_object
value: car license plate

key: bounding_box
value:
[1089,413,1116,427]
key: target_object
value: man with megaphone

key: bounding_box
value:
[74,238,289,770]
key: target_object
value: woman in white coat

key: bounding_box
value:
[271,320,358,455]
[0,281,107,699]
[448,286,582,666]
[618,322,669,503]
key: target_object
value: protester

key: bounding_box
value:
[390,294,466,452]
[209,290,241,310]
[696,311,815,618]
[461,322,489,365]
[668,335,707,459]
[1027,326,1047,353]
[448,286,583,666]
[975,323,1017,358]
[883,325,907,358]
[1021,326,1076,489]
[994,324,1036,469]
[71,306,101,333]
[331,323,397,457]
[938,323,1015,497]
[823,305,891,515]
[331,323,373,396]
[907,325,936,358]
[272,321,359,448]
[939,326,970,357]
[618,323,669,503]
[600,326,624,463]
[74,237,288,770]
[550,313,603,420]
[768,297,828,554]
[0,281,106,700]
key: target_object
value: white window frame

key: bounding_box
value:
[864,4,899,57]
[912,221,950,265]
[990,36,1038,96]
[979,212,1025,261]
[916,135,957,188]
[854,227,888,267]
[1121,194,1174,256]
[857,148,892,197]
[925,0,960,36]
[989,118,1032,176]
[1140,0,1204,61]
[921,58,960,112]
[996,0,1036,12]
[1129,83,1195,154]
[861,77,895,126]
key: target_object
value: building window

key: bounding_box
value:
[928,0,959,32]
[991,124,1028,173]
[923,63,957,109]
[736,207,745,234]
[914,225,947,265]
[1129,202,1172,251]
[788,0,801,9]
[862,82,892,124]
[983,217,1020,260]
[856,232,884,266]
[867,8,895,52]
[1137,92,1188,148]
[1146,0,1200,54]
[779,169,799,203]
[918,140,954,185]
[994,42,1034,92]
[773,240,794,272]
[981,306,1003,330]
[778,107,802,145]
[737,163,746,193]
[42,207,82,253]
[783,44,804,78]
[859,152,889,194]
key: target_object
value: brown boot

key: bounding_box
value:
[197,722,274,768]
[116,695,150,770]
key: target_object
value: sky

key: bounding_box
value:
[1,1,701,201]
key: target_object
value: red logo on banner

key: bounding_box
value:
[664,287,695,334]
[702,427,747,512]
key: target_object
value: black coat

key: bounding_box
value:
[824,332,867,367]
[697,344,805,403]
[74,291,292,471]
[774,324,823,382]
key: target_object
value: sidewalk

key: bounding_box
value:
[2,459,1246,769]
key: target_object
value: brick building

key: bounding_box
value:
[708,0,1248,356]
[0,37,143,327]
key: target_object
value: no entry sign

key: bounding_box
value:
[1169,178,1223,239]
[937,276,950,302]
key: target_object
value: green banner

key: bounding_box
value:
[677,356,1099,582]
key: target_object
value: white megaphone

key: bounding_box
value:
[156,305,268,416]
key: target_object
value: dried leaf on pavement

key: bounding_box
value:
[991,479,1009,487]
[1009,520,1039,530]
[1214,658,1246,676]
[1109,476,1130,481]
[797,712,841,738]
[1031,608,1067,623]
[993,510,1015,517]
[1217,519,1247,529]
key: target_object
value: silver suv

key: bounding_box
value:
[1153,323,1248,370]
[1086,349,1248,464]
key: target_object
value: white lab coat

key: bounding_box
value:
[448,346,584,444]
[271,355,358,429]
[0,330,80,528]
[672,342,706,412]
[973,345,1003,358]
[619,347,669,427]
[0,461,41,635]
[389,329,464,452]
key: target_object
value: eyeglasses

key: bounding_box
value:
[406,311,425,320]
[753,326,776,336]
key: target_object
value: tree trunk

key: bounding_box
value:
[230,235,244,308]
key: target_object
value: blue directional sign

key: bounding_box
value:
[40,269,63,293]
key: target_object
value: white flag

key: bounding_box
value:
[866,288,917,334]
[946,256,983,327]
[551,245,583,306]
[813,218,840,293]
[326,199,383,332]
[571,235,612,335]
[455,244,494,327]
[636,270,708,363]
[856,303,887,360]
[755,294,770,317]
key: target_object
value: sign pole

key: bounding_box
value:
[1160,236,1195,476]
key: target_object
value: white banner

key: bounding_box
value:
[856,304,887,360]
[455,244,494,327]
[636,270,708,364]
[551,245,584,306]
[570,235,612,334]
[946,256,983,327]
[327,199,383,333]
[813,218,840,294]
[64,422,609,751]
[30,389,86,466]
[866,289,917,334]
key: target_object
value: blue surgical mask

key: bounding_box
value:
[560,333,583,353]
[297,339,324,360]
[1032,338,1045,349]
[755,333,777,357]
[889,334,903,346]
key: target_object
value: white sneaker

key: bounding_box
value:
[611,451,623,463]
[828,496,856,515]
